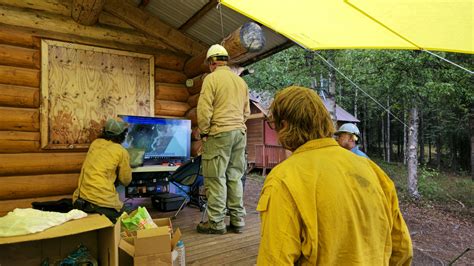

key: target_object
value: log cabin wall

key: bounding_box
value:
[0,0,194,216]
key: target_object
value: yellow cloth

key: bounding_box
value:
[197,66,250,135]
[257,138,413,265]
[221,0,473,54]
[72,139,132,211]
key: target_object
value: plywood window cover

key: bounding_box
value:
[41,40,155,149]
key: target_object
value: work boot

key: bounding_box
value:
[227,224,244,234]
[196,222,226,235]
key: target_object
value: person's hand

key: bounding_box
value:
[200,133,209,142]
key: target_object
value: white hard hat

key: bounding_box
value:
[206,44,229,61]
[335,123,360,136]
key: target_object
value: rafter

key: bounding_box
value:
[104,0,206,56]
[71,0,106,26]
[179,0,218,32]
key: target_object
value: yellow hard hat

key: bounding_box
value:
[206,44,229,61]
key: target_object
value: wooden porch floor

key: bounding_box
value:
[131,177,263,265]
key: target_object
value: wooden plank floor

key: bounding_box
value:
[129,177,263,265]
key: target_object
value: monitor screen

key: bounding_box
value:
[120,115,191,164]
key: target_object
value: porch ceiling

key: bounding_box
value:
[133,0,290,66]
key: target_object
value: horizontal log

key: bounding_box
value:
[185,107,198,127]
[0,65,40,87]
[155,100,190,117]
[0,107,39,132]
[0,24,187,71]
[0,84,39,108]
[154,51,187,72]
[0,0,71,16]
[0,131,40,153]
[0,4,175,52]
[0,25,40,48]
[0,194,71,217]
[156,83,189,102]
[0,173,78,200]
[0,44,40,69]
[155,68,187,84]
[72,0,105,26]
[187,93,200,108]
[187,74,206,95]
[0,152,86,176]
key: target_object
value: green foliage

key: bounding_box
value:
[245,46,473,171]
[375,159,473,210]
[418,167,445,201]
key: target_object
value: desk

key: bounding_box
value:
[132,165,179,173]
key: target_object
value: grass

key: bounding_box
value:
[249,160,473,215]
[374,159,473,215]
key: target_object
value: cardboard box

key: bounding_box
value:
[118,218,182,266]
[0,214,118,266]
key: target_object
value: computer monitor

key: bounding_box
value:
[120,115,191,165]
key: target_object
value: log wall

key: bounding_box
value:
[0,0,198,216]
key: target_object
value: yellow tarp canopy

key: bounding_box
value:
[221,0,474,54]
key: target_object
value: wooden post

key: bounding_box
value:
[184,22,266,78]
[71,0,106,26]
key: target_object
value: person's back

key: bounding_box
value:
[257,86,411,265]
[72,118,132,223]
[199,65,249,134]
[258,139,412,265]
[73,138,131,210]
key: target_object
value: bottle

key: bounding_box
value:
[175,240,185,266]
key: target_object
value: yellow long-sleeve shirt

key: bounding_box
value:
[257,138,413,265]
[197,66,250,135]
[72,138,132,211]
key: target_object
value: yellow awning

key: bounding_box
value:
[221,0,474,54]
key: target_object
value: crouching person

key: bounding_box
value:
[72,118,132,223]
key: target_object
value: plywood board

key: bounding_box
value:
[41,40,154,149]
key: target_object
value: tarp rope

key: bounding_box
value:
[313,51,408,128]
[422,50,473,75]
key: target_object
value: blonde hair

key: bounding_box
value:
[270,86,335,151]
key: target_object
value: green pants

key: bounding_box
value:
[202,130,246,230]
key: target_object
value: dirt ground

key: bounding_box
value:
[401,202,473,265]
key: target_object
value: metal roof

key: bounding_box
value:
[139,0,291,65]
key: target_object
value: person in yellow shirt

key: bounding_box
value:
[257,86,413,265]
[196,44,250,234]
[72,118,132,223]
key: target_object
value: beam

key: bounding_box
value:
[104,0,206,56]
[0,4,174,52]
[179,0,218,31]
[184,21,266,77]
[71,0,106,26]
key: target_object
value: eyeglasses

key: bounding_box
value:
[264,115,276,130]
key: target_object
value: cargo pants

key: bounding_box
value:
[202,129,246,230]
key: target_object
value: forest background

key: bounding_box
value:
[243,47,473,213]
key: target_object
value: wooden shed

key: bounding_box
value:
[0,0,292,216]
[246,95,360,175]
